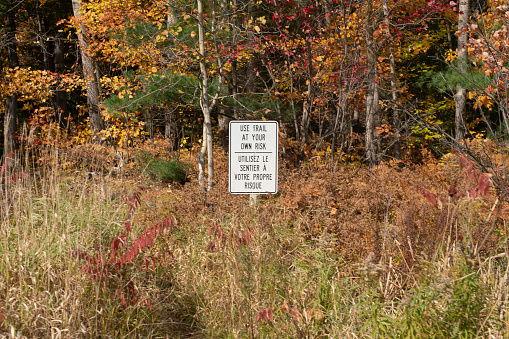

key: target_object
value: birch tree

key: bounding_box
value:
[365,0,380,167]
[71,0,104,142]
[455,0,469,140]
[196,0,223,191]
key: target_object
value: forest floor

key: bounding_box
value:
[1,139,509,338]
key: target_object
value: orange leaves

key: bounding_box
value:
[376,123,392,135]
[81,0,171,67]
[465,2,509,98]
[1,67,83,105]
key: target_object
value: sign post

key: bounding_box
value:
[229,121,278,201]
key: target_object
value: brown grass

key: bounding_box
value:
[1,138,508,337]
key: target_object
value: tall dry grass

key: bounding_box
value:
[0,144,166,337]
[0,137,508,338]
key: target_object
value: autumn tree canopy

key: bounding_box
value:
[2,0,509,175]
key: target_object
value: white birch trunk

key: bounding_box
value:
[365,0,379,168]
[455,0,469,141]
[197,0,214,191]
[72,0,104,142]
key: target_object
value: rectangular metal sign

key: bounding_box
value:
[229,121,278,194]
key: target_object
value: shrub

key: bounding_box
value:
[135,150,188,184]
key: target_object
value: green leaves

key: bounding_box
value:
[135,150,188,184]
[419,58,494,93]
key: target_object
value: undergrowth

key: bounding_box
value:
[1,137,508,338]
[135,150,189,184]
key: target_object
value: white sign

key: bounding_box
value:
[229,121,278,194]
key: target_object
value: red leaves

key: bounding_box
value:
[70,249,106,280]
[72,188,175,309]
[207,222,256,251]
[477,173,490,197]
[417,185,438,208]
[458,154,492,198]
[0,151,26,183]
[0,151,13,176]
[419,151,493,208]
[255,307,275,323]
[117,216,173,266]
[8,172,29,183]
[123,189,143,223]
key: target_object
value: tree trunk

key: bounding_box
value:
[383,0,400,158]
[72,0,104,142]
[54,37,68,128]
[145,108,154,141]
[231,59,240,120]
[455,0,469,141]
[4,94,18,158]
[365,0,379,168]
[197,0,214,191]
[36,1,51,71]
[218,108,230,149]
[330,103,345,172]
[300,39,315,146]
[3,7,19,159]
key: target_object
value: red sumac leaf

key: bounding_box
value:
[255,308,274,323]
[471,189,478,199]
[289,307,302,323]
[426,191,438,208]
[478,174,490,196]
[126,249,132,263]
[111,237,120,252]
[467,165,474,182]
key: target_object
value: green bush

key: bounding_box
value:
[136,151,188,184]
